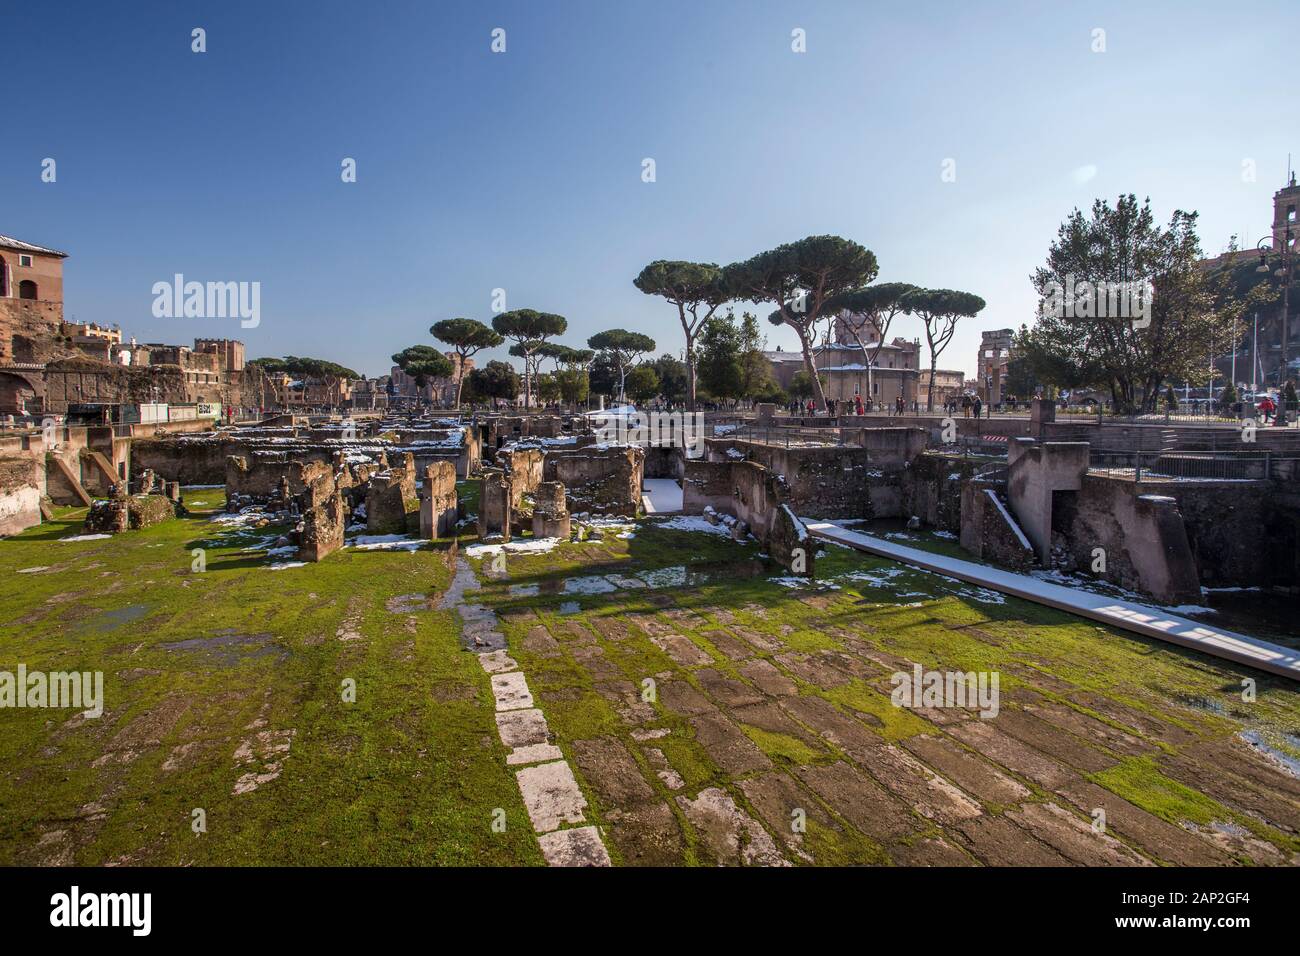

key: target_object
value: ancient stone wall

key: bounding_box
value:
[543,446,644,516]
[477,470,513,540]
[0,452,44,536]
[226,454,335,501]
[300,488,345,561]
[1054,476,1201,604]
[959,481,1035,573]
[419,461,458,538]
[366,453,418,534]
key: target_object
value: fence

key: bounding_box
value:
[1087,449,1293,481]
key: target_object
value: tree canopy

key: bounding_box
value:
[1027,194,1224,413]
[588,329,656,400]
[725,235,878,410]
[491,310,567,407]
[633,259,732,410]
[901,288,986,410]
[430,317,503,407]
[249,356,360,380]
[391,345,453,388]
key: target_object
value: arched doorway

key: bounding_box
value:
[18,280,38,300]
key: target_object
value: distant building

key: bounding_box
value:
[976,328,1014,405]
[919,368,967,407]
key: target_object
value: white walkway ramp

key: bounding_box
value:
[806,522,1300,682]
[642,479,683,515]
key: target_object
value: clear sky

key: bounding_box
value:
[4,0,1295,378]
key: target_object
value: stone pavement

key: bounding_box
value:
[485,589,1300,867]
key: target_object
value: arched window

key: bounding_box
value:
[19,280,37,299]
[0,256,6,297]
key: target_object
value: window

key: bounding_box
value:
[18,280,37,299]
[18,255,33,267]
[1289,204,1297,223]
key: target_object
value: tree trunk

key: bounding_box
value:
[799,333,827,411]
[685,341,697,412]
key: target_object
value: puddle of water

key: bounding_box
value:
[92,604,150,632]
[386,593,432,614]
[158,630,287,665]
[1177,695,1227,715]
[1239,730,1300,779]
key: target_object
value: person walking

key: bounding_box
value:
[1258,393,1276,424]
[973,396,983,420]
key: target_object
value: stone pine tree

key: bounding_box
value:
[823,282,917,405]
[431,318,504,408]
[724,235,878,412]
[901,288,986,411]
[587,329,656,403]
[491,310,567,409]
[632,260,732,411]
[391,346,454,404]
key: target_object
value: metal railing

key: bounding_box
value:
[1087,449,1286,481]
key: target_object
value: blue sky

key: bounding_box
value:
[4,0,1295,377]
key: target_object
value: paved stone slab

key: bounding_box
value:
[571,736,656,806]
[779,695,887,764]
[732,701,830,753]
[738,659,797,696]
[795,761,920,845]
[601,799,686,866]
[495,708,551,748]
[659,679,718,717]
[857,744,983,826]
[691,713,772,775]
[695,668,765,708]
[507,743,565,765]
[1053,777,1234,866]
[901,734,1031,805]
[775,652,851,688]
[994,708,1118,774]
[490,671,534,712]
[699,629,756,661]
[478,649,519,674]
[1007,801,1153,866]
[537,825,612,866]
[676,786,789,867]
[740,771,837,863]
[955,813,1071,866]
[516,760,589,833]
[523,625,561,656]
[651,634,714,666]
[947,719,1075,789]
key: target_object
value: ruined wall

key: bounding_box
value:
[0,452,44,536]
[1053,477,1200,604]
[959,481,1035,573]
[644,445,685,480]
[904,453,980,533]
[501,447,544,504]
[226,455,334,500]
[419,461,458,538]
[682,458,815,576]
[543,446,644,516]
[132,435,232,484]
[366,453,418,534]
[702,439,874,519]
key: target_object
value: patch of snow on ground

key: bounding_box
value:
[464,538,561,557]
[347,534,427,552]
[651,515,735,538]
[59,534,111,542]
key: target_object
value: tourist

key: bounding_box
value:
[973,396,983,420]
[1258,393,1277,424]
[855,394,864,416]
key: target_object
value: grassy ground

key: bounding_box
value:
[0,489,542,866]
[3,489,1298,866]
